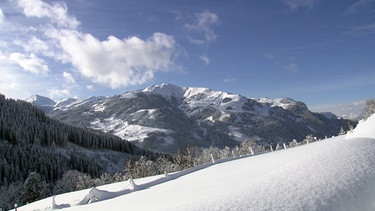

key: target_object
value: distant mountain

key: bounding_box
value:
[26,94,56,106]
[28,84,355,153]
[25,94,56,113]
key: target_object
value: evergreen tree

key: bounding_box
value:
[20,172,50,204]
[54,170,93,195]
[0,182,22,210]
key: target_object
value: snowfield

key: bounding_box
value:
[18,115,375,211]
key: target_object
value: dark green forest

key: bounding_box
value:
[0,94,158,209]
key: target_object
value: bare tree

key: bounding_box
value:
[362,99,375,120]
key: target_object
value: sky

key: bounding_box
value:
[0,0,374,117]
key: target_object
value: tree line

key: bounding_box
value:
[0,94,159,210]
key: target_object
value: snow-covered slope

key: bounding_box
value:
[253,97,297,109]
[346,114,375,139]
[19,115,375,211]
[25,94,56,107]
[143,83,185,99]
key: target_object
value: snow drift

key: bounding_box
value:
[346,113,375,139]
[18,115,375,211]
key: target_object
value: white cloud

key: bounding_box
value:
[86,85,95,91]
[0,8,5,25]
[200,55,210,64]
[16,0,79,29]
[47,29,177,88]
[0,63,49,99]
[285,63,299,71]
[8,52,49,74]
[1,0,181,99]
[309,100,366,120]
[185,10,219,45]
[48,88,70,99]
[281,0,317,10]
[18,36,49,52]
[63,71,75,83]
[223,75,236,83]
[0,67,20,91]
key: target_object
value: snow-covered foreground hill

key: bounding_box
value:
[19,115,375,211]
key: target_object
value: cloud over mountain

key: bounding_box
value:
[0,0,180,98]
[48,30,178,88]
[8,52,49,74]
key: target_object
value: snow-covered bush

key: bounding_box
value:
[196,146,222,164]
[302,134,315,144]
[238,140,265,155]
[54,170,93,195]
[288,139,299,148]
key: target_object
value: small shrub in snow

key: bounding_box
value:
[288,139,299,148]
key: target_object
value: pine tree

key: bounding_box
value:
[54,170,93,194]
[21,172,50,204]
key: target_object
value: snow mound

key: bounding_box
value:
[18,114,375,211]
[20,137,375,211]
[346,114,375,139]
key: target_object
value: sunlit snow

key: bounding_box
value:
[18,115,375,211]
[91,117,172,142]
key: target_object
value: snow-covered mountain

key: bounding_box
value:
[18,114,375,211]
[25,94,57,113]
[25,94,56,106]
[28,84,354,153]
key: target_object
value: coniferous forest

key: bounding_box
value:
[0,94,159,209]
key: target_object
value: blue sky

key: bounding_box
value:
[0,0,374,117]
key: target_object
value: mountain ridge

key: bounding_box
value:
[27,83,354,153]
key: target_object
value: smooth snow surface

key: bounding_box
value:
[346,114,375,139]
[19,116,375,211]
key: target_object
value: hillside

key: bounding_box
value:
[28,83,355,153]
[19,114,375,211]
[0,94,158,209]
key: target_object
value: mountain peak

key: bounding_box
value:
[25,94,56,107]
[142,83,185,99]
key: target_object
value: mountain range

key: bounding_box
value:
[27,83,355,153]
